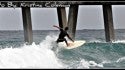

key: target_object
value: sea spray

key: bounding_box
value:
[0,34,63,68]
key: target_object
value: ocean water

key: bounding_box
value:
[0,29,125,69]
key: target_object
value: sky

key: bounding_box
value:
[0,5,125,30]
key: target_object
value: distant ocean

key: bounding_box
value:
[0,29,125,69]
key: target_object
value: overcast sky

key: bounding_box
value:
[0,5,125,30]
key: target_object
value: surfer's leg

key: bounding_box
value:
[56,40,59,43]
[56,39,63,43]
[56,39,60,43]
[64,38,68,47]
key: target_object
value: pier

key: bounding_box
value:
[0,1,125,44]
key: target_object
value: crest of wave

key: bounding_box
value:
[0,34,63,69]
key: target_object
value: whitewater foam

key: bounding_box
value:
[77,59,103,69]
[113,40,125,43]
[116,57,125,63]
[0,34,63,69]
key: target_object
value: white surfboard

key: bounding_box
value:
[58,40,86,49]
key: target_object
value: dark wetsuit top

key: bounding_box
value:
[57,28,68,42]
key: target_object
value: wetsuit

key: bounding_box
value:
[56,28,68,43]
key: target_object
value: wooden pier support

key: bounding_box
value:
[21,7,33,45]
[102,5,115,42]
[57,7,67,29]
[68,5,79,40]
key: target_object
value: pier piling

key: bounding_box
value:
[68,5,79,40]
[102,5,115,42]
[57,7,67,29]
[21,7,33,45]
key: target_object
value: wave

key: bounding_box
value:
[0,33,125,69]
[0,34,63,68]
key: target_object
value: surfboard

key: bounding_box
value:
[58,40,86,49]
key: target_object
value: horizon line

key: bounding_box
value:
[0,29,124,31]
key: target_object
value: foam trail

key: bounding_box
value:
[89,39,102,43]
[77,59,103,69]
[89,40,125,43]
[113,40,125,43]
[0,34,63,68]
[116,57,125,62]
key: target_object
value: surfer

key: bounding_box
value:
[53,25,74,47]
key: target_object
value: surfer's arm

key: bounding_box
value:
[67,34,74,42]
[53,25,63,30]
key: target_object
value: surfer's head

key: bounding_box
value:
[65,27,69,31]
